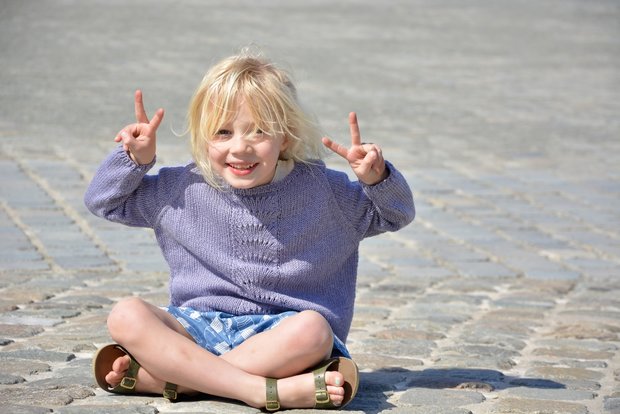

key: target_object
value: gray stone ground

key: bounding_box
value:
[1,0,619,413]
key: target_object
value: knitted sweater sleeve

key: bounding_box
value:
[327,161,415,239]
[83,146,174,228]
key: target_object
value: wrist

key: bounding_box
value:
[360,166,389,186]
[127,151,155,166]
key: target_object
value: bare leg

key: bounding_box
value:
[103,298,347,408]
[221,309,334,377]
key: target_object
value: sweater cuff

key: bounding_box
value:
[112,145,156,173]
[361,161,412,203]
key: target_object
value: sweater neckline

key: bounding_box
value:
[221,161,318,196]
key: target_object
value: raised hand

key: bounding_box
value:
[322,112,388,185]
[114,90,164,165]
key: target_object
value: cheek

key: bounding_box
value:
[207,145,224,162]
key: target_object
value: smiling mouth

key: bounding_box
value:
[227,163,258,175]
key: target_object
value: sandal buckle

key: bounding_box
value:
[315,389,330,404]
[266,400,281,411]
[163,388,178,401]
[120,377,137,390]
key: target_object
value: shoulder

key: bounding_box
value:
[299,160,352,183]
[155,162,202,182]
[144,162,206,199]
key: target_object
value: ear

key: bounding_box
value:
[280,135,290,152]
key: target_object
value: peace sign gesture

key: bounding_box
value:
[322,112,388,185]
[114,90,164,165]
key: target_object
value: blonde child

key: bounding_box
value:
[86,51,415,411]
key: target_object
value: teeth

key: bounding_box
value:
[229,163,255,170]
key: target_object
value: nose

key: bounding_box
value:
[229,133,252,154]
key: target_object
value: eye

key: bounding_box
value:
[254,128,271,138]
[214,129,232,139]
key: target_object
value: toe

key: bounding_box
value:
[104,355,131,387]
[105,369,123,387]
[324,371,346,406]
[325,370,345,387]
[112,355,131,373]
[326,385,345,406]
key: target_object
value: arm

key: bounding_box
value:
[323,113,415,237]
[84,91,165,227]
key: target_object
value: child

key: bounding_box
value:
[85,51,415,411]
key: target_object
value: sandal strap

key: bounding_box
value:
[265,377,280,412]
[163,382,178,401]
[118,347,140,390]
[313,358,337,408]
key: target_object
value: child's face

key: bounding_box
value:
[208,101,288,189]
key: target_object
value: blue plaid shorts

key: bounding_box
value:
[164,306,350,358]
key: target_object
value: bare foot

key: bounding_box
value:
[274,370,346,409]
[104,354,193,396]
[105,354,346,408]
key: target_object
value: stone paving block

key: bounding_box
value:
[523,269,582,281]
[54,406,158,414]
[0,405,52,414]
[532,346,615,360]
[0,386,78,408]
[380,408,472,414]
[0,373,26,384]
[525,366,604,383]
[358,338,436,358]
[457,261,519,279]
[492,397,588,414]
[353,353,424,370]
[0,324,45,339]
[0,349,75,363]
[0,314,64,328]
[503,386,595,401]
[0,359,51,377]
[546,322,620,342]
[406,367,504,389]
[604,396,620,413]
[398,388,485,407]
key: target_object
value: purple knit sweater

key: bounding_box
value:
[84,147,415,341]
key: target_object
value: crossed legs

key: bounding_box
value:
[103,297,347,409]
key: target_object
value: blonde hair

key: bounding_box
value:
[187,51,325,187]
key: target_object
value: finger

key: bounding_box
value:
[359,149,378,176]
[114,126,131,142]
[361,143,381,157]
[149,108,164,131]
[134,90,149,123]
[117,124,140,144]
[322,136,349,159]
[349,112,361,146]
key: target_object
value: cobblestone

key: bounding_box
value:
[1,0,619,413]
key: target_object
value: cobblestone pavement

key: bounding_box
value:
[1,0,619,413]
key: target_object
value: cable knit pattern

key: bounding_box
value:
[84,146,415,341]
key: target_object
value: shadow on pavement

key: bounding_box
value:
[347,367,565,413]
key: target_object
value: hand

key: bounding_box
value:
[322,112,388,185]
[114,90,164,165]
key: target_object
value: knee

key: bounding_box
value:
[106,297,150,344]
[287,311,334,356]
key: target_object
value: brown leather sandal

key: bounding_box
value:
[265,357,359,411]
[92,344,178,401]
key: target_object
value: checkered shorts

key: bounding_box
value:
[164,306,351,358]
